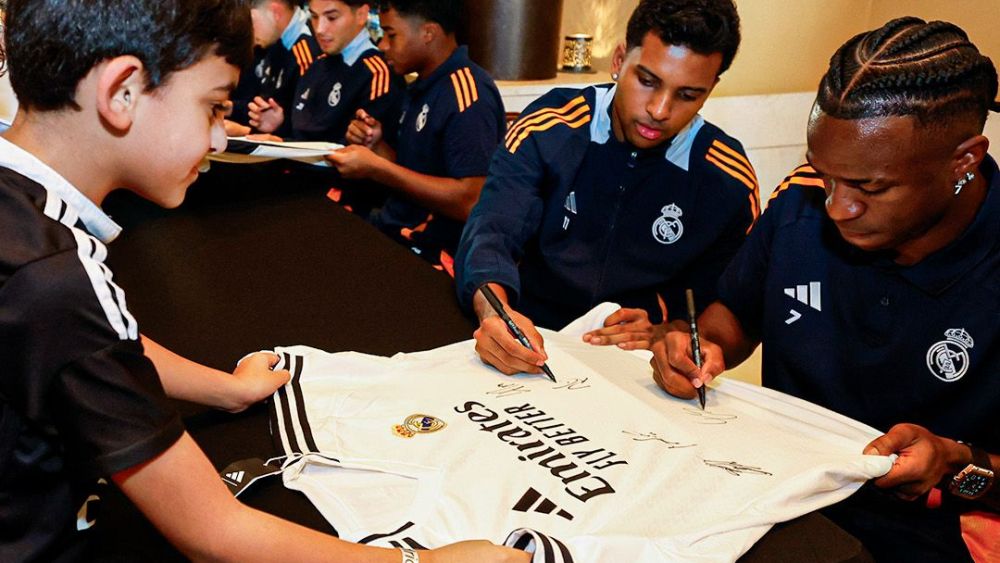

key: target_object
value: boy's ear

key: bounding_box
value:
[95,56,146,132]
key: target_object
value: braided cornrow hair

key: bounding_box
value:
[817,17,1000,128]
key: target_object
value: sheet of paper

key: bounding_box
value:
[207,137,343,166]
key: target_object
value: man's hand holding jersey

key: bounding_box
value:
[582,307,660,350]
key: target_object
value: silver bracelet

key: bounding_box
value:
[400,547,420,563]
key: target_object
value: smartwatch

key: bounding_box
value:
[949,444,995,500]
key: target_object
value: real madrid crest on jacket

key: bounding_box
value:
[456,84,759,329]
[290,29,403,143]
[716,160,1000,560]
[718,159,1000,453]
[371,46,505,268]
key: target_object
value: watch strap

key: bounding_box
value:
[967,444,994,472]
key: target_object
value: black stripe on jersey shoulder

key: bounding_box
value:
[401,537,428,550]
[535,531,557,562]
[504,528,573,563]
[274,352,302,454]
[552,535,574,563]
[358,521,416,544]
[289,353,320,452]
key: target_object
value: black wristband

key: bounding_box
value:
[968,444,994,473]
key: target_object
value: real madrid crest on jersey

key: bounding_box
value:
[416,103,430,132]
[328,82,342,107]
[926,328,974,382]
[392,413,447,438]
[652,203,684,244]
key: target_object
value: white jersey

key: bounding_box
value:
[269,331,891,563]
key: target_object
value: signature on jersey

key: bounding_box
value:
[703,460,773,477]
[622,431,695,449]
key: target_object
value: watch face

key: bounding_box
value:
[956,474,991,497]
[951,466,994,499]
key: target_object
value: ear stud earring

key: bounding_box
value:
[954,171,975,195]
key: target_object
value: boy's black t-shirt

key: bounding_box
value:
[0,139,184,561]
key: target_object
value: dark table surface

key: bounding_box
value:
[94,185,872,562]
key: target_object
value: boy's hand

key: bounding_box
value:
[346,108,383,148]
[422,540,531,563]
[224,119,251,137]
[582,307,657,350]
[247,96,284,134]
[226,352,290,413]
[325,145,382,179]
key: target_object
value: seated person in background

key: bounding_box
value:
[328,0,505,272]
[0,1,526,561]
[248,0,405,214]
[454,0,756,375]
[652,17,999,563]
[249,0,404,144]
[227,0,321,137]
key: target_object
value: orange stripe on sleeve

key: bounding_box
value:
[708,144,757,188]
[373,57,391,96]
[300,41,314,67]
[462,67,478,103]
[362,59,378,100]
[507,113,591,154]
[505,104,591,151]
[453,72,467,110]
[450,73,467,112]
[505,96,588,144]
[710,139,755,174]
[291,43,305,75]
[767,168,825,203]
[706,147,758,190]
[706,153,756,191]
[745,194,759,234]
[455,71,473,111]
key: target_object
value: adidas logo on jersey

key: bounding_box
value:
[783,282,821,324]
[223,470,246,484]
[512,487,574,521]
[563,192,577,230]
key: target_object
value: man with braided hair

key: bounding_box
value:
[653,17,999,562]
